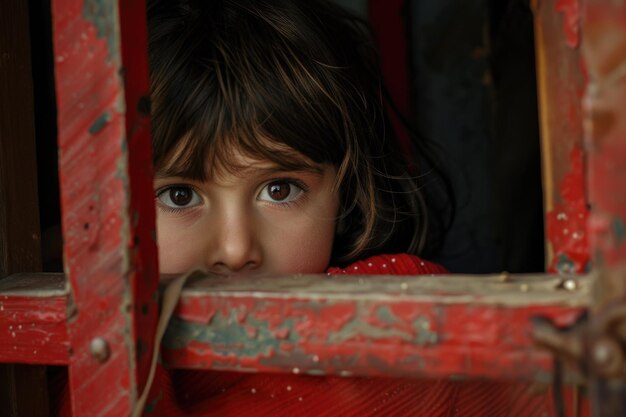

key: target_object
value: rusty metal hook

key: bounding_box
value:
[531,312,588,417]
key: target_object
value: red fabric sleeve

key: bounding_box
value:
[326,253,448,275]
[150,367,575,417]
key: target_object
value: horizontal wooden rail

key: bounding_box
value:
[1,273,589,382]
[0,274,68,365]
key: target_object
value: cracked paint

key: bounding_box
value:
[546,146,590,273]
[82,0,119,61]
[555,0,580,48]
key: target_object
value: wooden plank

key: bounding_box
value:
[581,1,626,415]
[0,274,69,365]
[0,271,590,383]
[532,0,590,273]
[117,0,160,394]
[51,0,159,415]
[0,0,50,415]
[161,272,589,382]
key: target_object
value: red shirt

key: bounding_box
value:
[326,253,447,275]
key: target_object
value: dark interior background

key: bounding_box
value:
[335,0,544,273]
[411,0,543,273]
[29,0,61,272]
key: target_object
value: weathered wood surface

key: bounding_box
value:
[0,274,68,365]
[581,0,626,415]
[0,272,590,383]
[161,272,589,382]
[533,0,589,273]
[52,0,158,415]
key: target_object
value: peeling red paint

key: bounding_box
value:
[294,301,357,338]
[161,276,588,381]
[546,146,590,273]
[1,274,587,382]
[580,2,626,414]
[587,113,626,266]
[175,295,218,323]
[535,0,588,271]
[555,0,581,48]
[52,0,158,415]
[118,0,160,392]
[0,294,69,365]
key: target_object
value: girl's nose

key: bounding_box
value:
[206,209,262,274]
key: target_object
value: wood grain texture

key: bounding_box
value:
[0,271,590,383]
[0,274,68,365]
[160,272,589,382]
[52,0,159,415]
[582,1,626,415]
[533,0,589,274]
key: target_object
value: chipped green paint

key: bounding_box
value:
[413,316,438,345]
[611,217,626,246]
[163,310,300,359]
[88,111,111,135]
[83,0,119,62]
[555,254,577,274]
[376,305,401,324]
[327,317,414,343]
[305,369,327,376]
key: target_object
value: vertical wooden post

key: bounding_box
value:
[532,0,590,273]
[582,1,626,415]
[0,0,50,416]
[51,0,159,415]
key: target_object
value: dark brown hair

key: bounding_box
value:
[147,0,430,265]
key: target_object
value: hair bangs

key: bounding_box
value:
[151,3,351,181]
[155,107,328,182]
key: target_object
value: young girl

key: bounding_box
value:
[141,0,559,416]
[148,0,447,278]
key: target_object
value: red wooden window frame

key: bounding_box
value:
[1,0,625,416]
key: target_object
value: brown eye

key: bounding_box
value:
[157,185,201,209]
[258,180,305,204]
[170,187,193,205]
[267,182,291,201]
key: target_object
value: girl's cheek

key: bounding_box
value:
[260,201,337,272]
[155,210,206,274]
[157,230,200,274]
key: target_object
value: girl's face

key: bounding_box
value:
[154,150,339,275]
